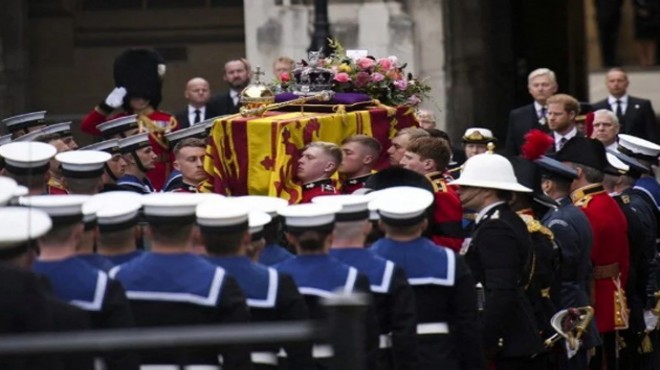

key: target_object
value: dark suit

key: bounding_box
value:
[207,91,240,116]
[175,104,220,129]
[505,103,550,156]
[592,96,659,143]
[463,203,544,365]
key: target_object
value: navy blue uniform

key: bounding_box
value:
[76,253,115,272]
[259,244,294,266]
[117,174,155,194]
[275,254,379,370]
[109,252,252,370]
[371,237,485,370]
[329,248,419,370]
[33,256,139,370]
[103,250,144,266]
[463,203,544,365]
[207,256,314,370]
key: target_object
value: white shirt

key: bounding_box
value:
[606,141,619,153]
[608,95,628,115]
[475,201,506,224]
[553,126,577,152]
[230,90,240,106]
[187,105,206,125]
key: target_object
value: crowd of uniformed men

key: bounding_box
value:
[0,50,660,370]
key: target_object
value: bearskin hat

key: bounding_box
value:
[113,49,165,110]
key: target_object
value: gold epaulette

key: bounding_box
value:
[574,195,593,208]
[464,212,477,221]
[519,213,554,240]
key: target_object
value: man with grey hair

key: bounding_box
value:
[505,68,558,156]
[591,109,620,152]
[386,127,429,167]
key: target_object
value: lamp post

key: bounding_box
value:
[308,0,331,55]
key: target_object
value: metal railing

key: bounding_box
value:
[0,293,367,370]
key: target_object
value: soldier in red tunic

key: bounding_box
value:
[80,49,177,191]
[400,136,464,252]
[555,136,630,370]
[338,135,380,194]
[297,142,340,203]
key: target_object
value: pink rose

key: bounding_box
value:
[386,70,401,80]
[393,79,408,91]
[387,56,399,66]
[334,72,351,83]
[377,58,393,71]
[407,94,421,106]
[356,57,376,70]
[370,72,385,82]
[354,72,371,88]
[279,72,290,83]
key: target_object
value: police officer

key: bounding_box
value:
[369,187,485,370]
[314,194,419,370]
[535,155,599,370]
[23,194,139,370]
[275,202,380,370]
[109,193,252,369]
[449,152,545,368]
[198,198,314,370]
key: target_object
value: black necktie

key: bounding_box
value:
[558,137,567,151]
[539,106,547,124]
[615,100,623,122]
[193,109,201,124]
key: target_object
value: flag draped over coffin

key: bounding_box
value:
[201,106,417,203]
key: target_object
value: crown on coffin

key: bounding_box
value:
[291,50,335,96]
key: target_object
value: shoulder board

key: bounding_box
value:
[518,214,554,240]
[574,195,593,208]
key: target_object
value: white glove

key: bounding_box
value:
[565,338,581,359]
[644,310,659,331]
[104,87,127,109]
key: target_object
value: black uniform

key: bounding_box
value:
[463,202,544,365]
[275,254,380,370]
[207,256,314,370]
[32,256,139,370]
[371,237,486,370]
[329,248,419,370]
[109,252,252,370]
[613,192,655,369]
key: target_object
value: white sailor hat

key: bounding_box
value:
[604,152,629,176]
[56,150,112,179]
[82,191,142,230]
[8,185,28,206]
[0,176,18,206]
[15,121,73,143]
[608,149,649,177]
[165,124,208,147]
[80,139,121,155]
[462,127,496,144]
[0,134,14,146]
[1,111,47,133]
[142,193,203,224]
[97,200,142,232]
[196,198,249,231]
[235,195,288,217]
[0,207,52,258]
[278,203,342,232]
[369,186,433,226]
[617,134,660,162]
[312,194,371,222]
[249,211,272,237]
[118,133,150,154]
[0,142,57,175]
[449,152,532,192]
[97,115,139,138]
[19,195,90,226]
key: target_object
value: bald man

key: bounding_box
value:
[175,77,218,128]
